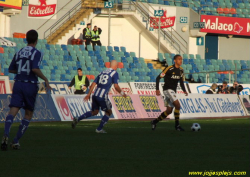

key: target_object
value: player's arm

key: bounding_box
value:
[113,72,126,98]
[156,74,161,96]
[180,73,188,96]
[32,52,51,90]
[114,84,126,98]
[156,67,167,96]
[32,69,50,88]
[8,54,17,74]
[84,82,97,102]
[84,75,100,101]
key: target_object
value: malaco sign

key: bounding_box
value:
[200,15,250,36]
[28,0,57,18]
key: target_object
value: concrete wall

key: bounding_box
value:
[218,36,250,60]
[8,0,80,39]
[91,16,159,59]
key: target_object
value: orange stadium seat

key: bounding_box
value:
[223,8,230,14]
[90,75,95,80]
[118,62,124,68]
[217,8,223,13]
[86,75,91,80]
[230,8,236,14]
[0,47,4,53]
[105,62,110,68]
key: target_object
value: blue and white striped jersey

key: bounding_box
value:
[93,68,119,98]
[9,46,43,83]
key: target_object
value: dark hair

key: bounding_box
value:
[77,68,82,71]
[173,54,181,60]
[223,81,227,84]
[26,30,38,44]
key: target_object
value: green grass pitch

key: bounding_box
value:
[1,118,249,177]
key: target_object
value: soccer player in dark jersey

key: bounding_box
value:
[72,60,127,133]
[1,30,51,151]
[151,55,188,131]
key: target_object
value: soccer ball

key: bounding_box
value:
[191,123,201,132]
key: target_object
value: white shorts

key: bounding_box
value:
[163,89,178,108]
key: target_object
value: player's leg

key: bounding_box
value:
[96,110,112,133]
[1,82,23,151]
[173,100,184,131]
[96,97,112,133]
[1,107,20,151]
[11,109,33,150]
[72,96,98,128]
[10,83,38,149]
[151,106,173,129]
[151,90,174,130]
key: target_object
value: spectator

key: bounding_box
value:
[229,81,239,94]
[217,81,229,94]
[229,81,243,95]
[91,26,102,51]
[206,83,217,94]
[82,23,92,50]
[68,68,89,94]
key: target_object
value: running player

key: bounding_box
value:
[1,30,51,151]
[151,55,188,131]
[72,60,126,133]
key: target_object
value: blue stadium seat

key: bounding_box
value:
[114,46,119,51]
[107,46,113,52]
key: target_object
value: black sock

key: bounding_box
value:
[153,111,169,124]
[174,109,180,127]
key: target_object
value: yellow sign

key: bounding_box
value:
[113,96,136,113]
[0,0,22,10]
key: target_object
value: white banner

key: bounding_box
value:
[109,83,133,95]
[51,94,115,121]
[189,83,250,95]
[176,94,246,118]
[129,82,188,95]
[239,95,250,115]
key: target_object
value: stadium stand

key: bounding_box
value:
[109,0,250,18]
[0,37,249,84]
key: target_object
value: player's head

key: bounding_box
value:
[222,81,227,87]
[211,83,217,90]
[26,30,38,45]
[173,55,182,67]
[233,81,238,87]
[77,68,83,76]
[110,60,118,70]
[87,23,91,28]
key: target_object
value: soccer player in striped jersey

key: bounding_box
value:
[1,30,51,151]
[72,60,126,133]
[151,55,188,131]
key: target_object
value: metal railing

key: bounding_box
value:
[43,1,82,39]
[37,0,73,32]
[118,1,188,54]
